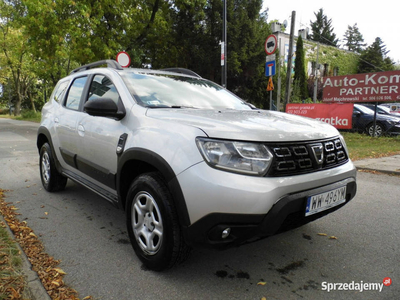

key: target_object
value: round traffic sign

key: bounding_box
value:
[265,34,277,55]
[116,51,131,68]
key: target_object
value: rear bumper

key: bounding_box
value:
[183,177,356,248]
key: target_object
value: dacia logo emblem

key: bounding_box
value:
[311,144,324,165]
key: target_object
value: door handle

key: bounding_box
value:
[78,124,85,137]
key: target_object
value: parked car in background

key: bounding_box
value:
[361,104,400,119]
[352,104,400,136]
[380,103,400,115]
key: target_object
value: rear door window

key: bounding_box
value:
[51,81,69,103]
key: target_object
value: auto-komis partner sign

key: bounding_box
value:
[323,70,400,103]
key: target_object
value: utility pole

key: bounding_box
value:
[221,0,227,88]
[313,42,320,103]
[284,11,295,109]
[277,37,282,111]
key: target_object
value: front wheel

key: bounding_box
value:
[126,172,190,271]
[366,123,384,137]
[39,143,67,192]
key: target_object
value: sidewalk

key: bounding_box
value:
[352,154,400,175]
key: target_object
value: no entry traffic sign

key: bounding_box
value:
[116,51,131,68]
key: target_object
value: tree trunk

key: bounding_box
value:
[29,90,36,113]
[14,99,21,116]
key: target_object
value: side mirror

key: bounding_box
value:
[84,98,125,120]
[353,111,361,117]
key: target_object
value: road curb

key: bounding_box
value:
[356,166,400,176]
[0,215,51,300]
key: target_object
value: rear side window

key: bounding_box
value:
[51,81,69,103]
[65,77,88,110]
[87,75,120,105]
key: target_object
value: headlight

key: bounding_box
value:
[387,120,399,125]
[196,138,273,176]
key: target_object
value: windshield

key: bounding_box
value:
[355,104,375,114]
[120,72,252,110]
[378,105,390,113]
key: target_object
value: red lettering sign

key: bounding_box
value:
[323,70,400,103]
[286,103,353,129]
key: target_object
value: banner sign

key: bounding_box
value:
[286,103,353,129]
[322,70,400,103]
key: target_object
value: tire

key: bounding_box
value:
[366,123,384,137]
[126,172,191,271]
[39,143,67,192]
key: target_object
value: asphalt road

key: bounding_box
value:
[0,118,399,300]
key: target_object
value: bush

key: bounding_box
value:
[16,110,41,122]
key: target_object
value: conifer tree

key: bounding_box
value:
[343,23,366,53]
[358,37,395,73]
[309,8,338,46]
[293,35,308,100]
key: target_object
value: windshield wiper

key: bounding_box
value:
[145,104,198,109]
[170,105,198,109]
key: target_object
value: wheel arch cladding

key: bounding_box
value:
[117,148,191,227]
[37,126,64,174]
[37,126,51,153]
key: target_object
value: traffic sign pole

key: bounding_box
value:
[264,34,277,110]
[270,82,273,110]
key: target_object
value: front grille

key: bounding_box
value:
[266,137,348,177]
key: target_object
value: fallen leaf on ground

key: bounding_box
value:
[53,267,67,275]
[0,189,87,300]
[317,233,327,236]
[329,236,338,240]
[257,282,267,286]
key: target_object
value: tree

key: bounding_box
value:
[0,1,37,115]
[357,37,395,73]
[2,0,272,112]
[143,0,271,107]
[309,8,338,47]
[223,0,271,105]
[343,23,366,53]
[293,35,308,101]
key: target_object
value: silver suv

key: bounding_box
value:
[37,60,357,271]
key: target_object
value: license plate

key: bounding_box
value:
[305,186,347,216]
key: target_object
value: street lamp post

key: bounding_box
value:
[221,0,227,88]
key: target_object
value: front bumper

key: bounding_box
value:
[182,177,356,249]
[387,124,400,135]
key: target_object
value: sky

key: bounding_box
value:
[262,1,400,64]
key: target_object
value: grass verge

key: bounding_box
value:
[341,132,400,161]
[0,110,41,123]
[0,220,26,299]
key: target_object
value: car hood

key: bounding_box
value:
[146,109,339,142]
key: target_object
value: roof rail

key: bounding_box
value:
[161,68,202,78]
[70,60,123,74]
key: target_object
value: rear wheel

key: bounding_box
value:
[126,172,190,271]
[366,123,384,137]
[39,143,67,192]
